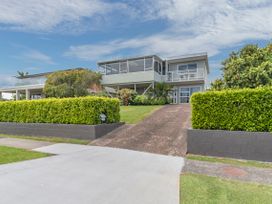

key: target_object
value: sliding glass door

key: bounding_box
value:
[179,86,201,103]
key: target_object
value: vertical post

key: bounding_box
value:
[152,56,155,71]
[0,92,2,100]
[26,89,30,100]
[134,84,137,92]
[16,90,20,101]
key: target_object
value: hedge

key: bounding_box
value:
[191,88,272,132]
[0,96,120,125]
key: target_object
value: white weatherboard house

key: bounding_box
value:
[99,53,209,103]
[0,53,209,103]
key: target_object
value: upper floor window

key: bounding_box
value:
[145,57,153,70]
[129,59,145,72]
[106,63,119,75]
[154,61,162,74]
[178,63,197,73]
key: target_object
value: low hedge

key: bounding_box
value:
[0,96,120,125]
[132,95,169,105]
[191,88,272,132]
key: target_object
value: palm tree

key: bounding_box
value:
[17,71,29,77]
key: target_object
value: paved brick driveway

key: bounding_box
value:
[91,104,191,157]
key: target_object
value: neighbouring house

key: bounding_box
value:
[0,53,209,103]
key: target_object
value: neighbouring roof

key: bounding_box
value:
[15,68,89,79]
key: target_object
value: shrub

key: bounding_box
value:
[0,97,120,125]
[132,95,168,105]
[117,89,136,106]
[191,87,272,132]
[133,95,150,105]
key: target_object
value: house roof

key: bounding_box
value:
[15,68,88,79]
[166,52,210,73]
[97,55,163,65]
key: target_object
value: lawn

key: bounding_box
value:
[187,154,272,169]
[180,173,272,204]
[0,146,50,165]
[120,105,163,124]
[0,134,90,145]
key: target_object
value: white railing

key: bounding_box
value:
[164,70,205,82]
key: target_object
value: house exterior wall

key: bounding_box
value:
[102,70,157,85]
[16,76,47,86]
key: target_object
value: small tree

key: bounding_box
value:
[117,88,136,106]
[149,82,172,103]
[44,68,101,98]
[211,43,272,90]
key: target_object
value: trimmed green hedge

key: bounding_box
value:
[191,88,272,132]
[0,97,120,125]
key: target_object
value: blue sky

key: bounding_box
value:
[0,0,271,87]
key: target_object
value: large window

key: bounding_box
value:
[145,57,153,70]
[106,63,119,75]
[128,59,145,72]
[178,63,197,73]
[120,61,127,73]
[154,61,162,74]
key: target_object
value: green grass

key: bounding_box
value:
[187,154,272,169]
[120,105,163,124]
[0,146,50,165]
[180,173,272,204]
[0,134,90,145]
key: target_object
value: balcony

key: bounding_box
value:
[164,70,205,82]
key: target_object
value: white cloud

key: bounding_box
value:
[0,0,124,32]
[66,0,272,62]
[0,74,17,88]
[21,50,54,64]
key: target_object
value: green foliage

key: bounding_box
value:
[117,88,136,106]
[133,95,150,105]
[133,95,168,105]
[0,97,120,125]
[191,87,272,132]
[210,79,225,91]
[211,43,272,90]
[17,71,29,78]
[44,68,102,98]
[149,82,172,100]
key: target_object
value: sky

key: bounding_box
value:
[0,0,271,88]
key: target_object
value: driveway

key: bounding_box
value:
[91,104,191,156]
[0,144,184,204]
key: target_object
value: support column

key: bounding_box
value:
[16,90,20,101]
[26,89,30,100]
[0,92,2,100]
[134,84,137,92]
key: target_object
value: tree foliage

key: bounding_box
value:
[17,71,29,77]
[117,88,136,106]
[211,44,272,90]
[44,68,102,98]
[149,82,172,102]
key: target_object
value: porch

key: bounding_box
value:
[0,84,44,100]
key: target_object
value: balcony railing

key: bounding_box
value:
[164,70,205,82]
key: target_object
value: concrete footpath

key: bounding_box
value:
[0,143,184,204]
[184,159,272,185]
[0,137,53,150]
